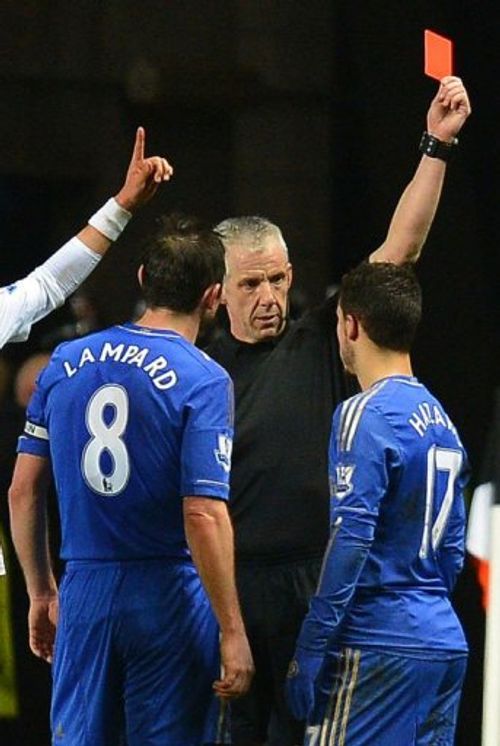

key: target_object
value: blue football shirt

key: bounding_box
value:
[18,323,234,562]
[297,375,469,658]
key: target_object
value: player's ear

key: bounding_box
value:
[201,283,222,313]
[286,262,293,288]
[346,314,359,341]
[137,264,145,288]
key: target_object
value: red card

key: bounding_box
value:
[424,30,453,80]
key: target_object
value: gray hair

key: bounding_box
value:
[215,216,289,268]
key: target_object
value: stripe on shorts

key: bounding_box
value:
[319,647,361,746]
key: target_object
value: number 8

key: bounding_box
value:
[82,384,130,496]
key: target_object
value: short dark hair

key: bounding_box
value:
[140,213,225,313]
[339,261,422,352]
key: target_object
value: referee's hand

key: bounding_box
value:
[213,629,255,699]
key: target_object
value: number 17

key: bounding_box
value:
[419,446,463,559]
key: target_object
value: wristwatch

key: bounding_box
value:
[419,131,459,162]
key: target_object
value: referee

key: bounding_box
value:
[206,76,471,745]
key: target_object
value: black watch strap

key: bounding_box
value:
[419,131,458,162]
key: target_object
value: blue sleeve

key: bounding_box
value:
[180,373,234,500]
[16,362,53,459]
[297,401,400,654]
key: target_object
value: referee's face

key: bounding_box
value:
[223,239,292,343]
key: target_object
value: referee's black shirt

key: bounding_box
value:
[206,294,354,564]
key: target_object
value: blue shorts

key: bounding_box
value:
[51,560,224,746]
[306,647,467,746]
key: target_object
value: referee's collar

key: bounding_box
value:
[228,320,291,352]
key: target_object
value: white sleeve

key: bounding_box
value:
[466,482,494,561]
[0,236,101,349]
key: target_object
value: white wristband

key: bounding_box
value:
[88,197,132,242]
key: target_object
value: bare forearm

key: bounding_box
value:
[76,225,111,256]
[371,77,471,265]
[370,155,446,265]
[8,455,56,599]
[184,502,245,634]
[9,495,56,599]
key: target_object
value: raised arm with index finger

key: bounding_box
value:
[0,126,173,352]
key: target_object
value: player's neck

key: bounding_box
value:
[356,350,413,391]
[135,308,200,343]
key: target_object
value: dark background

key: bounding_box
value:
[0,2,498,744]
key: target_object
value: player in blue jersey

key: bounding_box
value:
[8,214,254,746]
[0,127,171,576]
[286,261,469,745]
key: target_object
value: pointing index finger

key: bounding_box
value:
[131,126,145,164]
